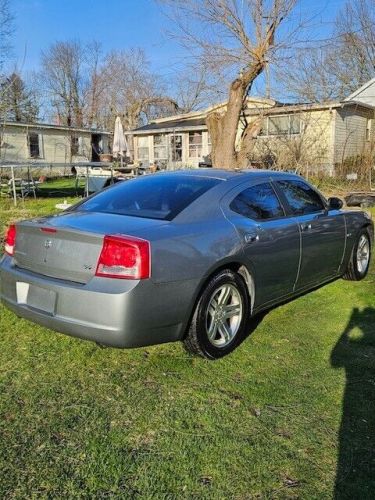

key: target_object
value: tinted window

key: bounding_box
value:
[230,182,284,220]
[277,180,325,215]
[76,174,222,220]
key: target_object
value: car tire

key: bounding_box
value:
[183,269,250,359]
[343,229,372,281]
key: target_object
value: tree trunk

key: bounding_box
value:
[207,62,264,170]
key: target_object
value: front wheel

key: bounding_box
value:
[343,230,372,281]
[183,269,250,359]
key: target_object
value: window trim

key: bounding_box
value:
[27,131,43,159]
[258,113,302,137]
[153,133,168,160]
[188,131,203,158]
[71,135,81,156]
[228,180,287,222]
[137,136,149,161]
[366,119,371,142]
[170,134,182,162]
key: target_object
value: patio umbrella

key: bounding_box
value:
[112,116,128,167]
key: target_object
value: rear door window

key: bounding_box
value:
[76,174,222,220]
[229,182,285,220]
[276,180,325,215]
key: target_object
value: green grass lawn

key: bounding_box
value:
[0,197,374,499]
[36,176,85,198]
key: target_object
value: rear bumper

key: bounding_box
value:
[0,256,189,348]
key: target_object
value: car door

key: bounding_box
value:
[221,179,301,308]
[274,178,346,290]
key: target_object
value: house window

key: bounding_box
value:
[71,136,79,155]
[28,132,41,158]
[171,134,182,161]
[366,119,371,141]
[260,114,301,136]
[269,115,290,135]
[290,115,301,134]
[207,132,212,152]
[137,136,149,161]
[154,134,168,160]
[189,131,202,158]
[71,135,84,156]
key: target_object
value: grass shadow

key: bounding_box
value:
[331,306,375,498]
[36,186,84,198]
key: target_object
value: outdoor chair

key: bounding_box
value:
[0,180,9,198]
[7,178,37,200]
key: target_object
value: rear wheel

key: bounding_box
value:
[183,269,250,359]
[343,230,371,281]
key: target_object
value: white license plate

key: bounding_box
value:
[16,282,56,315]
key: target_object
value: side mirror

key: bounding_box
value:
[328,197,343,210]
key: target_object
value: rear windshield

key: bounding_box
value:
[76,174,222,220]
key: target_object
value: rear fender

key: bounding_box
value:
[180,259,256,339]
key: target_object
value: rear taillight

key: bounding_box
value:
[4,224,16,256]
[95,235,151,279]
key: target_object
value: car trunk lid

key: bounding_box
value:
[13,211,166,284]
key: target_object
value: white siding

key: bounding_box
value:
[345,79,375,106]
[0,124,109,163]
[333,107,373,164]
[0,126,27,162]
[252,109,334,173]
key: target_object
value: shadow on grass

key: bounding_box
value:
[237,312,267,350]
[36,187,84,198]
[331,307,375,499]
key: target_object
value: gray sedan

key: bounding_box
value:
[0,170,373,359]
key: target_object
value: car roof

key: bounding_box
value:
[154,168,301,182]
[167,168,304,223]
[153,169,238,181]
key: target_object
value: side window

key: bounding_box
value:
[277,180,325,215]
[230,182,284,221]
[28,132,41,158]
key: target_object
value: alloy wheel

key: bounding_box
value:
[205,284,243,348]
[356,234,370,274]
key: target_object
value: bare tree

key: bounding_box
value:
[274,48,343,103]
[161,0,298,169]
[40,42,179,131]
[40,41,86,127]
[84,41,104,128]
[275,0,375,103]
[173,65,214,113]
[333,0,375,95]
[92,48,178,130]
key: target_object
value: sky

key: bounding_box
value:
[11,0,184,75]
[9,0,347,99]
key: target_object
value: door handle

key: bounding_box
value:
[244,233,259,244]
[300,223,312,231]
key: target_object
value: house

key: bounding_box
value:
[131,80,375,175]
[130,109,213,169]
[0,121,112,164]
[131,98,278,169]
[247,100,374,175]
[344,77,375,107]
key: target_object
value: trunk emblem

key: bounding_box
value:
[44,239,52,249]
